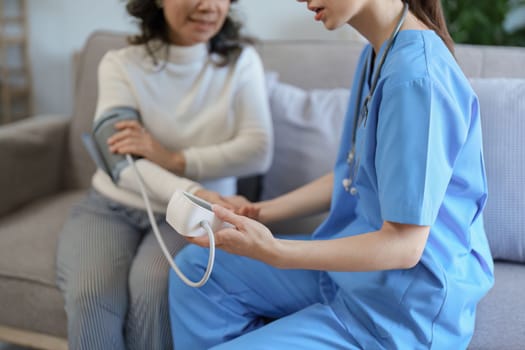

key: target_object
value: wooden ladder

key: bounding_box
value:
[0,0,32,124]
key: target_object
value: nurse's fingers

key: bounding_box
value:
[185,235,211,248]
[213,205,247,230]
[185,226,242,249]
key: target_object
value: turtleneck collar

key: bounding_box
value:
[165,43,208,64]
[140,41,210,72]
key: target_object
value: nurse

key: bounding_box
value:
[168,0,494,349]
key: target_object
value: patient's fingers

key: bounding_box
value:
[114,120,142,131]
[224,195,251,208]
[107,127,144,145]
[109,138,145,156]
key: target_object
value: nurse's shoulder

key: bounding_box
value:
[382,30,471,99]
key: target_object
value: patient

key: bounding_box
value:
[55,0,272,349]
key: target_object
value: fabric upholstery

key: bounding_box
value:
[471,78,525,263]
[262,77,350,200]
[260,76,349,234]
[256,41,360,90]
[0,190,84,337]
[469,262,525,349]
[67,32,128,190]
[456,45,525,78]
[0,116,69,216]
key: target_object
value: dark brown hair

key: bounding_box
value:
[405,0,455,55]
[126,0,251,66]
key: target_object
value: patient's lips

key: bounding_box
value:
[188,15,218,31]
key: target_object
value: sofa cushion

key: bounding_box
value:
[68,32,128,189]
[0,190,85,337]
[261,75,349,234]
[262,74,350,200]
[468,262,525,349]
[470,78,525,263]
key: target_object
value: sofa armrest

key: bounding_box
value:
[0,115,70,216]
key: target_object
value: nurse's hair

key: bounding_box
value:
[126,0,250,66]
[405,0,455,55]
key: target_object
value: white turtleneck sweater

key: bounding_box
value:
[91,43,273,213]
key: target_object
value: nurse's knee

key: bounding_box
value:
[169,246,206,308]
[169,245,208,296]
[173,244,211,279]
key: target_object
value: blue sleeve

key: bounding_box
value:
[376,78,469,225]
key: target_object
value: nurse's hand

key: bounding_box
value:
[186,205,279,264]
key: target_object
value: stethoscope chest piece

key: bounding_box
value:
[342,177,358,195]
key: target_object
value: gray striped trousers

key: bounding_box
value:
[56,189,186,350]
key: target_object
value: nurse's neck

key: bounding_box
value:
[349,0,428,54]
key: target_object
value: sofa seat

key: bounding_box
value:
[470,262,525,349]
[0,190,84,338]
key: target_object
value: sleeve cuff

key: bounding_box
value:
[183,148,200,179]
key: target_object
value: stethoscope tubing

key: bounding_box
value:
[343,2,409,194]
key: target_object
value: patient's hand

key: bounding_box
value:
[235,202,262,221]
[193,192,262,219]
[224,195,251,209]
[194,189,234,210]
[222,195,261,219]
[108,120,185,176]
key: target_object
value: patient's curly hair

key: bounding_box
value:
[126,0,250,66]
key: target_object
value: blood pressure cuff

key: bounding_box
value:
[82,106,142,183]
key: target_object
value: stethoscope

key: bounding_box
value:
[342,1,409,195]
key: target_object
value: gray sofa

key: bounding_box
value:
[0,30,524,349]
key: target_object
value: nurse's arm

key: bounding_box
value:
[275,221,430,271]
[241,172,334,224]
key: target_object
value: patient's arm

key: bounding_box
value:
[118,158,202,204]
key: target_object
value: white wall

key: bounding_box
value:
[28,0,360,116]
[238,0,358,40]
[28,0,135,116]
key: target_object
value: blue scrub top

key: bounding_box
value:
[314,30,494,348]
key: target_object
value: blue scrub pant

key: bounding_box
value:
[168,244,359,350]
